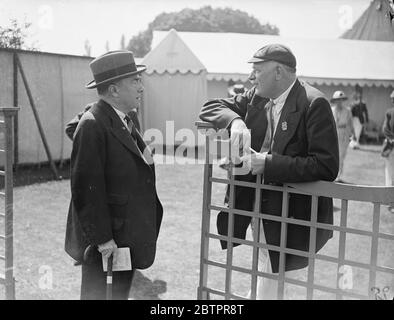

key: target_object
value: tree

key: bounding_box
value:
[120,34,126,50]
[0,19,38,50]
[127,6,279,57]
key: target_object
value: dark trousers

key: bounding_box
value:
[80,250,135,300]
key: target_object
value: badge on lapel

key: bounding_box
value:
[281,121,287,131]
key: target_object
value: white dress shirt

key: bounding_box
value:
[271,78,297,135]
[110,105,130,132]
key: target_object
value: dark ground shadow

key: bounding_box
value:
[129,270,167,300]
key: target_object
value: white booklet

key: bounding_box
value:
[102,247,132,272]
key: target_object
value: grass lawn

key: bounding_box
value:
[0,145,393,300]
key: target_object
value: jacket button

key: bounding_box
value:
[147,179,151,184]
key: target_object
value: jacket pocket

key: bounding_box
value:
[108,193,129,219]
[107,193,129,205]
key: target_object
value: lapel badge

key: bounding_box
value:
[281,121,287,131]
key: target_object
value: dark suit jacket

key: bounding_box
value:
[65,99,163,269]
[383,107,394,140]
[199,79,339,272]
[351,101,369,124]
[65,104,142,141]
[381,107,394,157]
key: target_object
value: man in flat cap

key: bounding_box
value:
[199,44,339,299]
[381,90,394,213]
[65,50,163,299]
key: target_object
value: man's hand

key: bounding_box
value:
[230,119,251,163]
[98,239,118,259]
[241,148,267,175]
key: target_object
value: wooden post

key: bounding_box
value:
[14,54,59,180]
[197,129,212,300]
[250,175,262,300]
[0,107,19,300]
[13,52,19,168]
[59,61,65,169]
[277,189,289,300]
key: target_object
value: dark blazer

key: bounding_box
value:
[350,101,369,124]
[383,107,394,140]
[65,104,142,141]
[65,99,163,269]
[381,107,394,157]
[199,79,339,273]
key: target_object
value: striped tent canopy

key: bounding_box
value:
[341,0,394,41]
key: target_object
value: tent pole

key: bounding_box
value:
[59,60,65,170]
[12,52,19,170]
[15,53,59,180]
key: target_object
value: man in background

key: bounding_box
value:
[382,90,394,213]
[350,90,369,148]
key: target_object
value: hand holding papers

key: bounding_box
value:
[241,147,267,175]
[102,247,132,272]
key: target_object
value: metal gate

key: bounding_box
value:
[196,121,394,300]
[0,107,19,300]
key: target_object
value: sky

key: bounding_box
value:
[0,0,371,56]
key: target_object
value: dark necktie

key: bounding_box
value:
[128,111,141,133]
[124,114,150,161]
[124,115,138,140]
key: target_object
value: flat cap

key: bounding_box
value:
[248,43,296,69]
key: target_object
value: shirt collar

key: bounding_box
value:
[272,78,297,106]
[111,105,127,119]
[109,103,129,128]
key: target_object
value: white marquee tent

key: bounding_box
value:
[147,30,394,129]
[141,29,207,147]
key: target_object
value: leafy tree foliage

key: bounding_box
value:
[0,19,37,50]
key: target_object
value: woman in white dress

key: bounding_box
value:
[330,91,355,182]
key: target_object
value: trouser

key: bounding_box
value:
[384,153,393,187]
[80,249,135,300]
[353,117,363,143]
[337,133,350,180]
[249,220,303,300]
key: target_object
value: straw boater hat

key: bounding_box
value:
[86,50,146,89]
[330,91,348,102]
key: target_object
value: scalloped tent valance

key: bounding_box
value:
[206,73,394,88]
[150,30,394,87]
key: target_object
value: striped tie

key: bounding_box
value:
[260,100,275,153]
[128,110,141,133]
[124,115,137,140]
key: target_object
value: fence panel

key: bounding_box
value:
[196,121,394,300]
[0,107,19,300]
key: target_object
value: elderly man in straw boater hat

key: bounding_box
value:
[330,90,355,183]
[65,50,163,300]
